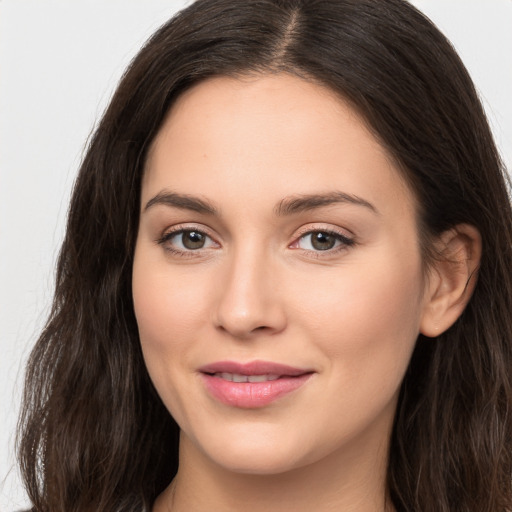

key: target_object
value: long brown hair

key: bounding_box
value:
[18,1,512,510]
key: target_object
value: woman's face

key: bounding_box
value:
[133,73,430,475]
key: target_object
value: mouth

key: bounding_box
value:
[210,372,281,383]
[198,360,314,408]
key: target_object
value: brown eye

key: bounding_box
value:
[295,230,354,252]
[158,228,217,253]
[310,232,337,251]
[180,230,206,249]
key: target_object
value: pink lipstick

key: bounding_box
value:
[198,360,314,408]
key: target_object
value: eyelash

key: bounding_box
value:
[291,228,355,258]
[156,225,356,258]
[156,224,217,258]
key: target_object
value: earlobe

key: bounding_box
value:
[420,224,481,338]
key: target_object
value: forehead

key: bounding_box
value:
[143,73,415,220]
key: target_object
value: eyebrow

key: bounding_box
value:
[274,191,378,216]
[144,191,218,215]
[143,190,378,217]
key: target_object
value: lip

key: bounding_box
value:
[198,360,314,408]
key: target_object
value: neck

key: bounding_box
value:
[153,432,394,512]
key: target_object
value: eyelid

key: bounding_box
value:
[292,223,355,241]
[289,224,356,255]
[155,222,355,258]
[155,223,220,254]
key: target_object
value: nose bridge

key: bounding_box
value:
[213,240,285,338]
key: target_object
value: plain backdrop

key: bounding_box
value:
[1,1,511,509]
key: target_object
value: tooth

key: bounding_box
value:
[214,372,283,383]
[248,375,267,383]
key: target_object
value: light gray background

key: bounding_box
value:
[1,1,511,509]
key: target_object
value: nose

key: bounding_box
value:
[213,247,287,339]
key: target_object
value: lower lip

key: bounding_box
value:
[201,373,312,408]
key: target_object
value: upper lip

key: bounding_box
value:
[198,360,312,377]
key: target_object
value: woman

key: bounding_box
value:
[17,0,512,511]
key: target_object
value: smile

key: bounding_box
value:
[213,373,280,382]
[199,360,314,408]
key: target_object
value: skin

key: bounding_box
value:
[132,73,480,511]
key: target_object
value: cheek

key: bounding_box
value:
[133,259,206,347]
[295,263,424,446]
[132,255,211,424]
[291,250,425,384]
[131,251,213,404]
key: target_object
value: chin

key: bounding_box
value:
[185,426,312,476]
[212,450,304,476]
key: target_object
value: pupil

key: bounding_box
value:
[182,231,205,249]
[311,232,336,251]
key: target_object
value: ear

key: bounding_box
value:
[420,224,481,337]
